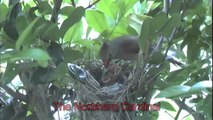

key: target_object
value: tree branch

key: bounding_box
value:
[174,98,185,120]
[51,0,63,23]
[152,0,172,55]
[163,0,170,14]
[0,85,27,102]
[71,0,76,7]
[29,84,53,120]
[163,28,177,61]
[86,0,100,9]
[174,99,205,120]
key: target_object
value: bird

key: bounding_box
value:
[99,36,140,67]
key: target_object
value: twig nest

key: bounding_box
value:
[101,63,121,86]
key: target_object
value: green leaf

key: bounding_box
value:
[86,10,109,32]
[45,23,60,41]
[38,1,52,14]
[128,14,151,24]
[111,17,129,37]
[139,18,152,52]
[34,20,60,41]
[125,0,138,12]
[47,63,67,82]
[157,81,212,98]
[155,79,168,89]
[170,0,182,14]
[0,51,16,63]
[74,40,95,50]
[63,47,82,62]
[128,14,150,34]
[64,21,83,42]
[1,63,19,84]
[187,40,200,63]
[170,14,182,25]
[146,65,165,79]
[162,14,181,38]
[197,95,212,120]
[0,3,8,22]
[148,51,164,64]
[150,2,161,10]
[160,101,176,111]
[187,81,212,94]
[85,26,92,38]
[181,28,201,50]
[151,111,159,120]
[15,15,29,35]
[15,17,40,50]
[3,19,19,40]
[127,26,138,35]
[151,12,168,35]
[60,7,85,38]
[97,0,119,19]
[58,6,75,16]
[164,68,186,82]
[156,85,191,98]
[15,48,51,67]
[117,0,125,14]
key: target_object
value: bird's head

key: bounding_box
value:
[99,42,112,68]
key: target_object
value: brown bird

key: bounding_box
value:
[99,36,140,67]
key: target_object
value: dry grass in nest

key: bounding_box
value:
[69,59,147,120]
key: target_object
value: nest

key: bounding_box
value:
[68,60,147,120]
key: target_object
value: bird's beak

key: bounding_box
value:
[103,61,110,68]
[103,54,112,68]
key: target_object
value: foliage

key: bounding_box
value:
[0,0,212,120]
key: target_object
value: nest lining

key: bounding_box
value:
[70,60,146,120]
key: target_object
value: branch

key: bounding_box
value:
[166,57,185,67]
[163,28,177,61]
[0,85,27,102]
[51,0,63,23]
[174,99,205,120]
[86,0,100,9]
[163,0,170,14]
[29,85,53,120]
[174,98,185,120]
[71,0,76,7]
[151,0,172,55]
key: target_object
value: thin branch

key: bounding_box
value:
[163,0,170,14]
[51,0,63,23]
[108,14,123,37]
[174,98,185,120]
[155,36,164,52]
[86,0,100,9]
[166,57,185,67]
[163,28,177,61]
[174,99,205,120]
[0,84,27,102]
[33,0,40,6]
[71,0,76,7]
[162,0,181,61]
[150,0,172,56]
[165,110,175,119]
[175,107,182,120]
